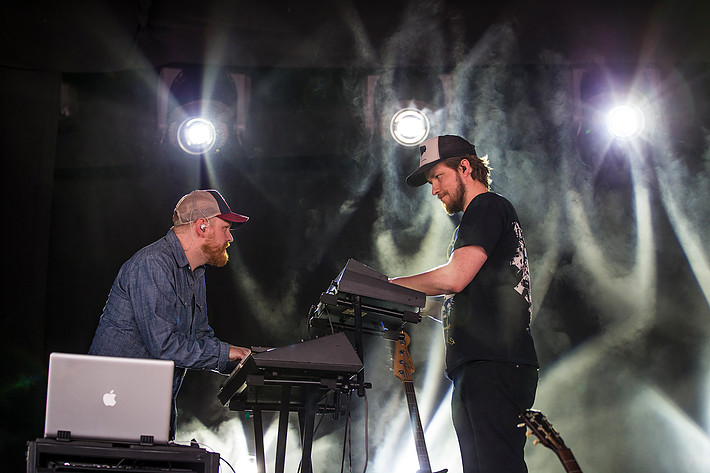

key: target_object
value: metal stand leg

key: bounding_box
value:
[353,295,366,397]
[299,386,318,473]
[274,385,291,473]
[252,408,266,473]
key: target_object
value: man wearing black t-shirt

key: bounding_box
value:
[390,135,538,473]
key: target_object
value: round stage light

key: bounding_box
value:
[389,108,430,147]
[176,117,217,155]
[606,104,645,139]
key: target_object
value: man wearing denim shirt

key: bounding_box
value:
[89,189,252,439]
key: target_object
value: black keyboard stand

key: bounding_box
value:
[226,376,363,473]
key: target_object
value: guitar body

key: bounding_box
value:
[520,409,583,473]
[393,331,447,473]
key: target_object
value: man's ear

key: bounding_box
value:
[459,158,472,175]
[196,217,209,235]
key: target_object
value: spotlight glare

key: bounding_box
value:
[177,117,217,155]
[606,104,644,139]
[390,108,430,147]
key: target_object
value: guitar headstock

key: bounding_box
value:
[520,409,568,453]
[392,331,414,383]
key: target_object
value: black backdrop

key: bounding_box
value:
[3,2,710,472]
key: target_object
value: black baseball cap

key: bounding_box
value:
[406,135,477,187]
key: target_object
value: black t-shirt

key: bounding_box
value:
[442,192,538,376]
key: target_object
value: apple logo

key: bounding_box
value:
[102,389,117,407]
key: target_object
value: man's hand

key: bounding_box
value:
[228,345,251,361]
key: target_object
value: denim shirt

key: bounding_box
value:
[88,229,230,403]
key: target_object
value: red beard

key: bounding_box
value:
[202,238,230,267]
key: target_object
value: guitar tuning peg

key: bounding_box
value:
[533,439,540,446]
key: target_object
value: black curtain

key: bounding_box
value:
[0,66,61,470]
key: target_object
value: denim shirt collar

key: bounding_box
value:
[166,228,205,279]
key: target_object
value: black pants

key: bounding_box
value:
[451,361,538,473]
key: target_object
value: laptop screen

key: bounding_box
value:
[44,353,174,444]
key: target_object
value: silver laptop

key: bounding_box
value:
[44,352,174,444]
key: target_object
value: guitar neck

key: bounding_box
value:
[394,332,447,473]
[556,449,583,473]
[403,380,432,473]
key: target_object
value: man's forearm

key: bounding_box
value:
[389,245,487,296]
[390,266,456,296]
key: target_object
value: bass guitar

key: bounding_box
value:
[393,331,447,473]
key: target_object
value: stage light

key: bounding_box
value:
[390,107,430,147]
[167,100,232,156]
[158,66,250,157]
[177,117,217,155]
[574,66,659,144]
[363,71,450,148]
[606,104,645,139]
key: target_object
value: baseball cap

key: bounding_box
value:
[172,189,249,226]
[406,135,477,187]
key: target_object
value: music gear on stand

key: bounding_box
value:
[308,258,426,396]
[219,259,427,473]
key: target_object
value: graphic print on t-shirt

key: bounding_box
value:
[443,228,458,346]
[442,294,455,345]
[511,221,532,321]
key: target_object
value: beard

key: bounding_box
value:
[202,238,230,267]
[441,173,467,215]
